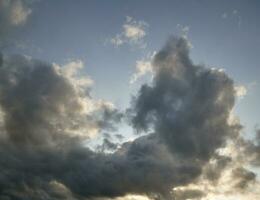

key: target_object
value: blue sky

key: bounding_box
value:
[7,0,259,137]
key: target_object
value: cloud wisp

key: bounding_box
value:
[130,52,155,84]
[0,0,33,46]
[110,16,148,48]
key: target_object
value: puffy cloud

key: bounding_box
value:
[130,52,155,84]
[128,37,260,198]
[0,52,196,199]
[234,85,247,98]
[110,16,148,48]
[130,37,237,160]
[0,55,121,146]
[123,16,146,41]
[0,37,259,200]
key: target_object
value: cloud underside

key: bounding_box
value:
[0,37,259,200]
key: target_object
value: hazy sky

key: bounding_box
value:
[0,0,260,200]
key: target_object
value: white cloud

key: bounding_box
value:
[0,0,32,26]
[123,23,146,41]
[53,60,117,138]
[235,85,247,98]
[130,52,156,84]
[0,0,34,47]
[110,16,148,48]
[9,0,32,25]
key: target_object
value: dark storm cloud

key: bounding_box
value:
[0,51,200,199]
[0,55,79,145]
[130,37,238,161]
[60,134,200,199]
[232,167,256,190]
[0,36,258,200]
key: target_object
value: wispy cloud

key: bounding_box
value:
[130,52,155,84]
[110,16,148,48]
[0,0,36,48]
[221,9,242,27]
[176,24,193,48]
[0,0,32,26]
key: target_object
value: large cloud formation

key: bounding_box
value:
[0,52,195,199]
[131,37,237,160]
[0,37,259,200]
[0,3,259,198]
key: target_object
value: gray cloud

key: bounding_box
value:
[0,52,200,199]
[242,129,260,167]
[173,189,205,200]
[130,37,238,161]
[232,167,256,190]
[204,155,232,183]
[0,37,258,200]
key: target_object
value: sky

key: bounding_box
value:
[0,0,259,200]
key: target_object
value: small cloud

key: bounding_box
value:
[234,82,257,99]
[0,0,32,27]
[235,85,247,98]
[123,23,146,41]
[9,0,32,25]
[0,0,37,48]
[110,16,148,48]
[130,52,155,84]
